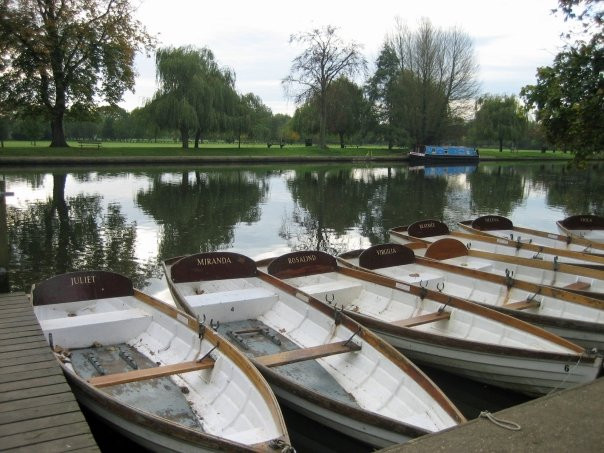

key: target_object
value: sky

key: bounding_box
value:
[119,0,570,115]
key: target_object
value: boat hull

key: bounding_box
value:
[350,317,602,397]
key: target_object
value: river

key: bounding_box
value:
[1,160,602,450]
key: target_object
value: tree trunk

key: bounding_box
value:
[194,129,201,149]
[319,93,327,149]
[50,109,68,147]
[180,128,189,149]
[339,132,345,148]
[499,138,503,152]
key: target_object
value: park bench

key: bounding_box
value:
[78,140,102,149]
[267,142,285,149]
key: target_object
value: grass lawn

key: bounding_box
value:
[0,141,580,160]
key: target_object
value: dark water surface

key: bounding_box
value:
[1,161,601,450]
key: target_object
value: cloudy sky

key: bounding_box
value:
[120,0,570,115]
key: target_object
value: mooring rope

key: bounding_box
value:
[479,410,521,431]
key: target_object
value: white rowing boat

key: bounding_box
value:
[31,271,291,452]
[262,250,603,397]
[390,219,604,269]
[557,215,604,244]
[388,234,604,300]
[458,215,604,255]
[163,252,464,448]
[338,243,604,351]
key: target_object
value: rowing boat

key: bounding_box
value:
[458,215,604,255]
[262,250,603,397]
[338,243,604,351]
[31,271,291,452]
[557,215,604,244]
[390,219,604,269]
[163,252,464,448]
[389,232,604,300]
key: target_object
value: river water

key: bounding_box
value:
[1,160,602,450]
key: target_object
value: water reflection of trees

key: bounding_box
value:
[281,166,450,252]
[136,170,268,258]
[8,173,155,291]
[467,165,525,216]
[531,163,604,216]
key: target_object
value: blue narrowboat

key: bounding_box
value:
[408,145,479,163]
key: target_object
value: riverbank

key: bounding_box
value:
[0,144,585,165]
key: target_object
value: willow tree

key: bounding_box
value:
[0,0,154,147]
[283,26,366,149]
[148,46,237,148]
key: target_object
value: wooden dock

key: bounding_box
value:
[0,292,99,452]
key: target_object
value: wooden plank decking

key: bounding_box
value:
[0,292,99,452]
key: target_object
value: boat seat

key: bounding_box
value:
[563,281,591,291]
[255,340,361,367]
[298,280,363,302]
[503,299,541,311]
[393,311,451,328]
[89,357,215,388]
[38,309,152,349]
[185,287,279,323]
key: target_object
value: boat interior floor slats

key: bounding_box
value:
[70,344,203,430]
[217,319,360,408]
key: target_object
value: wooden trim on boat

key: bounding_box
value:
[255,341,361,367]
[134,289,198,331]
[393,312,451,328]
[89,358,215,388]
[170,252,258,283]
[558,215,604,231]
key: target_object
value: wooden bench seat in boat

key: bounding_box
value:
[298,280,363,301]
[502,299,541,310]
[393,311,451,328]
[398,271,444,285]
[185,287,279,322]
[89,357,215,388]
[255,340,362,367]
[39,309,152,348]
[563,281,591,291]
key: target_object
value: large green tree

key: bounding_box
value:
[148,46,238,148]
[521,0,603,160]
[367,19,479,147]
[325,77,366,148]
[472,95,528,152]
[0,0,154,147]
[283,25,366,149]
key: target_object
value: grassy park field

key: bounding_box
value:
[0,141,580,160]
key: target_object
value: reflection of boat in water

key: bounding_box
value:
[408,145,479,163]
[408,163,478,177]
[31,271,291,452]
